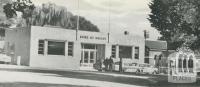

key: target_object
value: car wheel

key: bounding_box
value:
[136,69,140,74]
[152,71,157,75]
[122,69,125,72]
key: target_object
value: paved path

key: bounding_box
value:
[0,64,200,87]
[0,64,151,87]
[0,70,147,87]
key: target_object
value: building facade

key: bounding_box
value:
[5,26,145,70]
[145,40,168,67]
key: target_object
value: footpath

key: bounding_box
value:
[0,64,156,79]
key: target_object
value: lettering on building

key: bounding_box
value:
[80,35,106,40]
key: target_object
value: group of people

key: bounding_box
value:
[103,56,114,71]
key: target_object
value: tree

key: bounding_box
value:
[2,1,99,32]
[0,0,12,27]
[3,0,35,27]
[31,3,99,32]
[148,0,200,51]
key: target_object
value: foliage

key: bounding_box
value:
[3,0,35,26]
[31,3,99,32]
[2,1,99,32]
[148,0,200,50]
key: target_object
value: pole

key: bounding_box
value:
[107,0,111,43]
[76,0,80,41]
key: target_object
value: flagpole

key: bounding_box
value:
[108,0,111,43]
[76,0,80,41]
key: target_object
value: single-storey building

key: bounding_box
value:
[145,40,167,67]
[5,26,145,70]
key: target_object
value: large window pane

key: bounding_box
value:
[119,46,132,58]
[90,51,94,63]
[84,51,89,63]
[82,44,95,49]
[48,41,65,55]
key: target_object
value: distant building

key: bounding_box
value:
[145,40,167,67]
[5,26,145,70]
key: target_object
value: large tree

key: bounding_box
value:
[2,1,99,32]
[3,0,35,27]
[32,3,99,32]
[148,0,200,51]
[0,0,12,37]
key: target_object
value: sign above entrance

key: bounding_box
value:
[79,32,108,44]
[78,32,108,44]
[80,35,107,41]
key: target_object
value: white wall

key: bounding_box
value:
[29,26,81,70]
[25,26,144,69]
[5,27,31,65]
[110,34,145,64]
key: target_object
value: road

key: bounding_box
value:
[0,65,199,87]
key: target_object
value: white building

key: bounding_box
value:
[5,26,145,70]
[145,40,167,67]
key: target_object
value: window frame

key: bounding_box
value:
[38,40,45,55]
[68,42,74,56]
[135,47,139,59]
[111,45,116,58]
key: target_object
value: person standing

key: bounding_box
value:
[109,56,114,71]
[103,58,109,71]
[119,57,123,72]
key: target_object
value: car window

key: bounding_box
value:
[139,64,145,67]
[115,62,120,65]
[132,63,137,66]
[124,63,129,66]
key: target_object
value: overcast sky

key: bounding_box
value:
[32,0,160,40]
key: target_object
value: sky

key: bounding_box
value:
[32,0,160,40]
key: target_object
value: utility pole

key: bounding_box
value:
[107,0,111,43]
[76,0,80,41]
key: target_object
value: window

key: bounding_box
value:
[68,42,74,56]
[145,46,150,56]
[38,40,44,54]
[144,58,149,64]
[119,46,132,58]
[188,56,194,68]
[135,47,139,59]
[111,45,116,58]
[178,58,182,72]
[178,54,183,72]
[48,41,65,55]
[188,56,194,72]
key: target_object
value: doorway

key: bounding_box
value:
[80,44,97,68]
[81,49,96,67]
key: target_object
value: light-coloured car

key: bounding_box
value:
[0,54,11,64]
[137,63,158,74]
[114,62,139,72]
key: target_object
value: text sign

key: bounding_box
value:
[168,75,196,83]
[80,35,107,41]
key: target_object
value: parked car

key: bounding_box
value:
[137,63,158,74]
[0,54,11,64]
[114,61,139,72]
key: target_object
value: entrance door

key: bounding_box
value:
[81,49,96,67]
